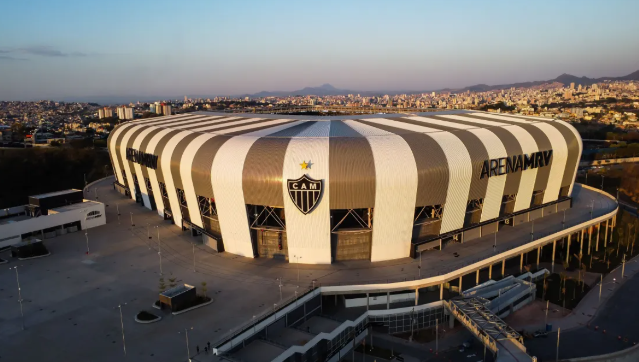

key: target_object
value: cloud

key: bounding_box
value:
[18,46,87,57]
[0,46,89,58]
[0,55,28,61]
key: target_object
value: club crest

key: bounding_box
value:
[287,174,323,214]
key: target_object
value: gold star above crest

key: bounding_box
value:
[300,160,312,170]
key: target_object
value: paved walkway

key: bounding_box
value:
[86,177,616,288]
[522,253,639,361]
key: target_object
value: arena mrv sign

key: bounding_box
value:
[126,148,158,169]
[480,150,553,179]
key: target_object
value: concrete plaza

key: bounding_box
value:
[0,177,618,362]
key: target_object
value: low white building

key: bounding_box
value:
[0,198,106,248]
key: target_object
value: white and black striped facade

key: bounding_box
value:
[107,111,582,264]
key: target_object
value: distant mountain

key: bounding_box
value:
[244,83,358,98]
[54,69,639,105]
[456,70,639,93]
[243,70,639,98]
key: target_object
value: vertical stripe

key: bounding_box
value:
[160,131,193,227]
[343,120,418,262]
[282,122,332,264]
[354,118,473,234]
[145,129,176,217]
[130,126,159,209]
[181,134,216,228]
[118,125,144,201]
[466,129,508,221]
[439,114,540,212]
[241,124,314,207]
[212,121,307,257]
[530,123,568,203]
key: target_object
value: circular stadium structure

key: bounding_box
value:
[107,110,582,264]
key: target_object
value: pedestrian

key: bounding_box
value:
[204,346,208,354]
[207,341,211,350]
[196,345,200,354]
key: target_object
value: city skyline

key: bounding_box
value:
[2,0,639,101]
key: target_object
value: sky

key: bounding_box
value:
[1,0,639,101]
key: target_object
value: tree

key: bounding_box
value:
[159,277,166,293]
[201,281,208,298]
[168,276,177,289]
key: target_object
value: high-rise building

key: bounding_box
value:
[150,104,156,113]
[117,106,134,120]
[155,102,163,115]
[117,107,125,120]
[570,82,575,90]
[98,109,105,119]
[103,107,113,118]
[163,104,172,116]
[125,107,134,120]
[184,95,188,102]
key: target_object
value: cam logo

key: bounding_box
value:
[287,174,323,215]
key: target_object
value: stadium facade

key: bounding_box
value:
[107,111,582,264]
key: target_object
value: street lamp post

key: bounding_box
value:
[130,212,135,227]
[179,327,193,362]
[278,278,283,301]
[601,175,605,190]
[544,300,549,328]
[192,243,196,272]
[435,318,438,354]
[556,328,561,362]
[84,231,90,255]
[11,266,25,330]
[598,274,603,305]
[117,303,127,355]
[156,226,163,275]
[294,255,302,281]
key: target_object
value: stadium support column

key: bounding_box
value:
[459,276,462,294]
[588,226,594,255]
[520,253,524,273]
[489,264,492,279]
[604,220,609,246]
[596,223,601,252]
[552,240,557,273]
[415,289,419,306]
[476,269,480,285]
[366,293,369,311]
[440,284,444,300]
[537,247,541,268]
[566,234,571,264]
[387,292,390,310]
[580,229,585,256]
[502,260,505,277]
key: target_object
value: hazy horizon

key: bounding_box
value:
[2,0,639,101]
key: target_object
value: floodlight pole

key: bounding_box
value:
[157,226,163,275]
[11,266,25,330]
[118,304,127,355]
[85,231,90,255]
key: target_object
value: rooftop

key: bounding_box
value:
[30,189,83,199]
[160,284,195,299]
[121,110,566,139]
[49,200,102,213]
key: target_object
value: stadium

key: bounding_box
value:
[107,110,582,264]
